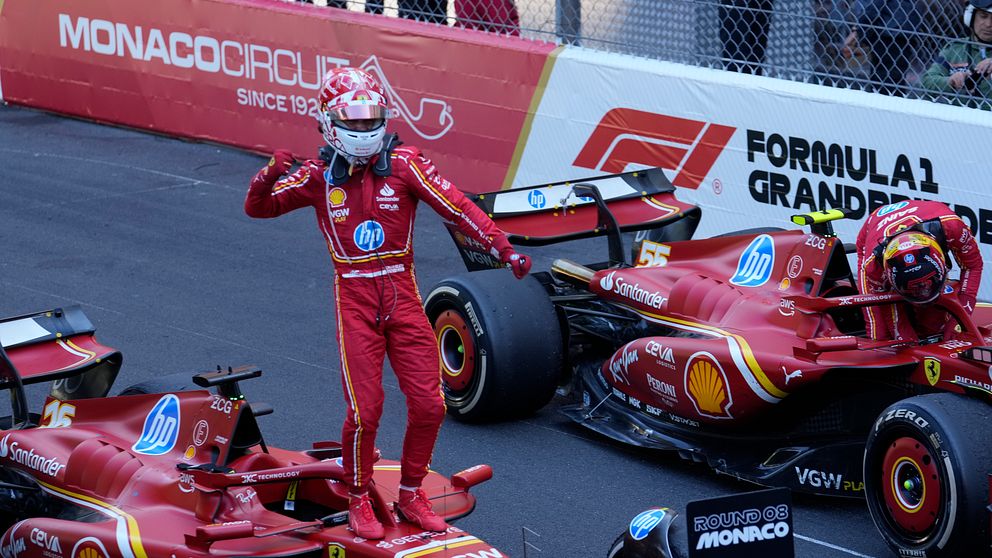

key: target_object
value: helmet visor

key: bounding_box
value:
[333,119,385,132]
[895,274,943,304]
[326,104,387,122]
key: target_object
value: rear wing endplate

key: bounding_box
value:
[448,168,700,270]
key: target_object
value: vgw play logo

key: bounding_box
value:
[133,394,181,455]
[730,235,775,287]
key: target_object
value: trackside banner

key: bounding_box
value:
[0,0,554,190]
[512,48,992,298]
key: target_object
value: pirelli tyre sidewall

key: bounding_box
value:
[864,393,992,558]
[424,270,563,422]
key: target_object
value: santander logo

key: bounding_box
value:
[599,271,667,309]
[600,271,617,291]
[379,184,395,197]
[574,109,736,189]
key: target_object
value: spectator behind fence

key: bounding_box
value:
[720,0,773,74]
[921,0,992,105]
[326,0,447,23]
[843,0,922,95]
[455,0,520,35]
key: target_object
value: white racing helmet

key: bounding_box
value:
[317,67,390,164]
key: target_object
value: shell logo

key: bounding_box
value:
[685,352,733,419]
[328,188,347,207]
[71,538,110,558]
[76,545,106,558]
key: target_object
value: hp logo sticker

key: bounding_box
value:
[133,394,181,455]
[354,220,385,252]
[629,508,667,541]
[876,201,909,217]
[527,190,546,209]
[730,234,775,288]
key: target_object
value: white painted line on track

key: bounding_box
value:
[795,533,879,557]
[0,148,244,192]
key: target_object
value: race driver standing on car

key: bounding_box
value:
[244,67,530,539]
[855,199,982,341]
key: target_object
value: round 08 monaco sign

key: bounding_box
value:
[685,487,794,557]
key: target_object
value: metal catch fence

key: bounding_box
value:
[294,0,992,110]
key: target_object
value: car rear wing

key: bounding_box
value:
[0,306,121,407]
[447,168,700,270]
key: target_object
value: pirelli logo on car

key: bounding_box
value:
[573,109,736,190]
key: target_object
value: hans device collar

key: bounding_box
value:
[319,133,402,187]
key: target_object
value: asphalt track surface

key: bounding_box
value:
[0,104,897,557]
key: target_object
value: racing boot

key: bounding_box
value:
[348,493,385,539]
[396,488,448,532]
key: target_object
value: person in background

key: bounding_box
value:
[921,0,992,104]
[855,200,982,342]
[244,67,530,539]
[843,0,922,95]
[325,0,447,23]
[720,0,774,74]
[456,0,520,35]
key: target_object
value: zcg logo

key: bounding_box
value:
[133,394,181,455]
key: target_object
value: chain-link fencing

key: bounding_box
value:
[293,0,992,110]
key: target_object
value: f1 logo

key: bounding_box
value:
[573,108,736,189]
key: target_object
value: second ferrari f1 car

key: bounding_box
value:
[0,307,502,558]
[424,168,992,557]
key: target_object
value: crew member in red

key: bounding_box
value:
[244,67,530,539]
[855,199,982,341]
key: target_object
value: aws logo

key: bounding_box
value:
[573,109,736,189]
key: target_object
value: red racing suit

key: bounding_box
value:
[855,200,983,341]
[245,143,512,492]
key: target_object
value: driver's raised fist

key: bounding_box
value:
[260,150,295,184]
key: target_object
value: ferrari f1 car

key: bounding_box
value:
[0,307,501,558]
[424,168,992,557]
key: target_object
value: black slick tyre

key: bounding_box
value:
[424,270,563,422]
[864,393,992,557]
[118,372,204,395]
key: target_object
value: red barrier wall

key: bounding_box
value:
[0,0,555,191]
